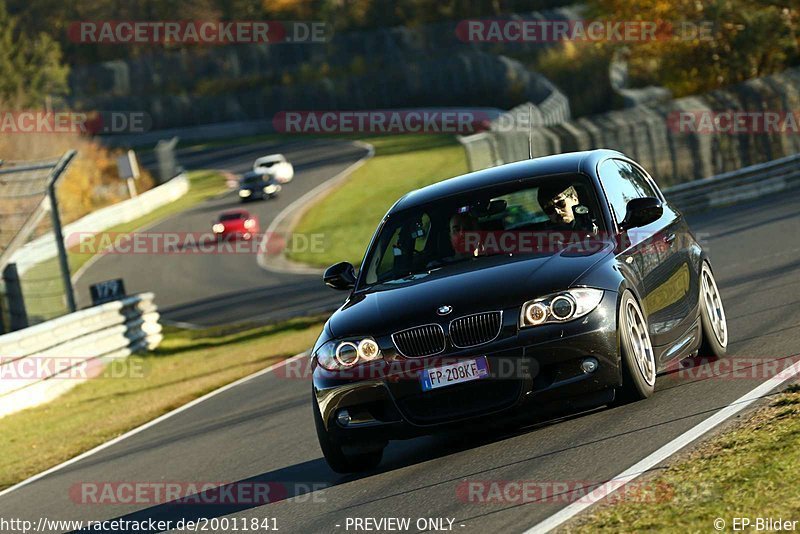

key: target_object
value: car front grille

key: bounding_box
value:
[392,324,446,357]
[449,311,503,348]
[396,378,523,425]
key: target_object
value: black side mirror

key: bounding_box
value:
[620,197,663,231]
[323,262,356,290]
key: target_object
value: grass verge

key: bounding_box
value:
[287,135,468,267]
[565,384,800,532]
[0,317,323,490]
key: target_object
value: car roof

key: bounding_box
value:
[255,154,284,162]
[392,149,626,212]
[220,208,249,217]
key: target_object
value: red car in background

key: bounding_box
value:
[212,209,260,241]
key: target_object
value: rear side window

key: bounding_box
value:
[598,159,658,225]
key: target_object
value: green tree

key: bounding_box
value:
[587,0,800,96]
[0,0,69,107]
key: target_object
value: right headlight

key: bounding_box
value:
[519,288,604,328]
[315,337,383,371]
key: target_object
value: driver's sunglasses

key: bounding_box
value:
[544,196,572,214]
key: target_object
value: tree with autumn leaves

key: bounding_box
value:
[585,0,800,96]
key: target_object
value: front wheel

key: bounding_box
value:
[312,394,384,474]
[617,290,656,402]
[698,261,728,358]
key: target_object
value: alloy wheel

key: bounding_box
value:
[626,299,656,386]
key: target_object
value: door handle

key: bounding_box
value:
[663,233,676,245]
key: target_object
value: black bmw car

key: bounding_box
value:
[238,170,281,202]
[312,149,728,473]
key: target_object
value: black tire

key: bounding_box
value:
[698,261,728,359]
[616,290,656,402]
[312,394,383,474]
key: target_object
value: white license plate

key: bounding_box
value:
[420,356,489,391]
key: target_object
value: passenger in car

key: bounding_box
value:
[448,211,482,258]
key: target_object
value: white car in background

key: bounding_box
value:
[253,154,294,184]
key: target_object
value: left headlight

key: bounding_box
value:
[315,337,383,371]
[519,288,604,328]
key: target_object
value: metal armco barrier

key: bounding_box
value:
[0,292,162,418]
[664,152,800,213]
[459,66,800,187]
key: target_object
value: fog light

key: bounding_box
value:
[336,409,351,426]
[581,357,598,374]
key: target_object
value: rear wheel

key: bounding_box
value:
[312,394,384,474]
[617,291,656,401]
[698,262,728,358]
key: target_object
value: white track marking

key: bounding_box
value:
[525,358,800,533]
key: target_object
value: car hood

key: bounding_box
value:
[328,240,614,338]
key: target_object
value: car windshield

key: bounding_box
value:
[240,174,261,186]
[359,174,605,289]
[220,213,245,221]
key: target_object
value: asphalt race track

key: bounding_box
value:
[2,185,799,533]
[73,139,370,327]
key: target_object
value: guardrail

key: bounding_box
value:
[0,293,161,418]
[459,66,800,185]
[458,133,502,172]
[664,152,800,213]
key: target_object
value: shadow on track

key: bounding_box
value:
[64,410,608,533]
[66,390,789,534]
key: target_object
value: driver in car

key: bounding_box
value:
[537,183,597,234]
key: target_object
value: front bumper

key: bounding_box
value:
[313,292,621,444]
